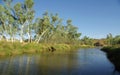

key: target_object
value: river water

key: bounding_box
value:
[0,48,120,75]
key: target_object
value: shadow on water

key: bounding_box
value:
[0,48,120,75]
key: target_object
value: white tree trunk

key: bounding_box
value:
[20,25,24,43]
[36,28,49,43]
[26,20,32,43]
[11,37,14,43]
[0,35,2,41]
[27,32,30,42]
[9,24,13,43]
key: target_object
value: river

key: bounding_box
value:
[0,48,120,75]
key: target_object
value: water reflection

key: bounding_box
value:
[0,48,120,75]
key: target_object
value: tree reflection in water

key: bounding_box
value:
[0,48,120,75]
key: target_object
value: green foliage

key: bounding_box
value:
[0,5,5,12]
[105,34,120,46]
[25,0,34,9]
[0,0,81,56]
[112,35,120,45]
[80,36,94,46]
[101,34,120,71]
[0,0,81,44]
[101,45,120,71]
[14,3,21,12]
[33,12,81,44]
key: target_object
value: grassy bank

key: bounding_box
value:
[101,45,120,71]
[0,41,82,56]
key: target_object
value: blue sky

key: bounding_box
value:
[1,0,120,39]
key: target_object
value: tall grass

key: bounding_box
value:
[0,41,81,56]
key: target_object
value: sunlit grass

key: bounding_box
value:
[0,41,82,56]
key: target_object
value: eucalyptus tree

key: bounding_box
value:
[81,36,93,45]
[112,35,120,45]
[34,12,51,43]
[2,0,18,42]
[34,12,66,43]
[0,5,6,40]
[47,13,64,43]
[13,3,24,43]
[106,33,113,45]
[115,35,120,44]
[49,19,81,44]
[65,19,81,44]
[13,0,34,43]
[24,0,34,43]
[0,3,13,41]
[1,0,23,42]
[7,15,17,42]
[0,0,81,44]
[49,18,65,43]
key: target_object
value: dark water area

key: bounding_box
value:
[0,48,120,75]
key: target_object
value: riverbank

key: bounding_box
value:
[101,46,120,71]
[0,41,94,57]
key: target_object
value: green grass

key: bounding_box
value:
[0,40,95,57]
[0,41,82,56]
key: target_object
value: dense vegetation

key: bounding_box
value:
[101,34,120,71]
[0,0,81,44]
[0,0,120,64]
[0,0,83,56]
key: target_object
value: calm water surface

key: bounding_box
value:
[0,48,120,75]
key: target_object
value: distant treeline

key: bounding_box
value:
[80,33,120,46]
